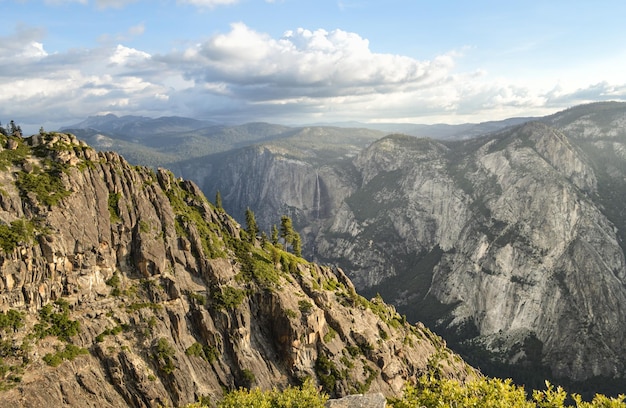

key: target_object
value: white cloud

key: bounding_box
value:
[109,44,150,65]
[2,22,626,131]
[173,23,454,95]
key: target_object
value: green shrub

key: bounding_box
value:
[213,286,246,310]
[108,192,122,223]
[0,220,34,252]
[387,376,626,408]
[16,165,70,206]
[0,309,25,332]
[241,369,256,388]
[188,292,207,306]
[216,378,327,408]
[42,344,88,367]
[185,342,219,363]
[298,300,313,314]
[323,327,337,343]
[33,300,80,342]
[154,338,176,374]
[314,354,341,395]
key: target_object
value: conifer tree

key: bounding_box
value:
[280,215,294,250]
[292,232,302,257]
[271,225,279,245]
[244,207,258,242]
[215,190,223,212]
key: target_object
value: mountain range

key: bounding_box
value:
[59,102,626,396]
[0,131,474,406]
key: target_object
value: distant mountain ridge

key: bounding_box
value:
[60,113,533,170]
[306,116,536,140]
[174,101,626,396]
[56,102,626,396]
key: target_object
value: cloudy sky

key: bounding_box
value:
[2,0,626,132]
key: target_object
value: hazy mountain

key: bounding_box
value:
[183,101,626,395]
[306,116,535,140]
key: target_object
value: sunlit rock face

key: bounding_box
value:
[0,132,472,407]
[195,102,626,386]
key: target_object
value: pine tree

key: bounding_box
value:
[292,232,302,257]
[244,207,258,242]
[215,190,223,212]
[271,225,279,245]
[280,215,294,250]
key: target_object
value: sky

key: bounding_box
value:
[2,0,626,133]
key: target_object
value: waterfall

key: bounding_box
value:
[315,169,321,220]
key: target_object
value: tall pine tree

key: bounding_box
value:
[245,207,258,242]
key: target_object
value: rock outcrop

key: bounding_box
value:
[188,102,626,392]
[0,132,472,407]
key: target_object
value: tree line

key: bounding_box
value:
[216,190,302,257]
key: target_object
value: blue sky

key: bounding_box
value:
[2,0,626,132]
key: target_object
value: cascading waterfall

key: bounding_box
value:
[315,169,321,220]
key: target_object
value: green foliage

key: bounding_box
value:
[279,215,301,256]
[0,219,35,252]
[314,354,342,395]
[387,377,626,408]
[96,325,125,342]
[139,219,150,233]
[291,233,302,257]
[216,379,328,408]
[108,192,122,223]
[165,179,226,259]
[42,344,88,367]
[323,327,337,343]
[212,286,246,310]
[0,135,30,170]
[215,190,223,212]
[16,164,70,206]
[126,302,162,312]
[185,342,219,363]
[154,337,176,374]
[106,272,121,296]
[0,309,25,333]
[32,299,80,342]
[298,300,313,314]
[240,368,256,388]
[188,291,207,306]
[245,207,259,242]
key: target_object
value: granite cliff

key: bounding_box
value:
[188,102,626,393]
[0,131,473,407]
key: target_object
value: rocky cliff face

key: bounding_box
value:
[190,102,626,391]
[0,132,472,407]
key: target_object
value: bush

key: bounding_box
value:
[387,376,626,408]
[298,300,313,314]
[16,165,70,206]
[213,286,246,310]
[42,344,88,367]
[154,338,176,374]
[217,378,327,408]
[0,220,34,252]
[0,309,25,332]
[33,300,80,341]
[185,342,219,363]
